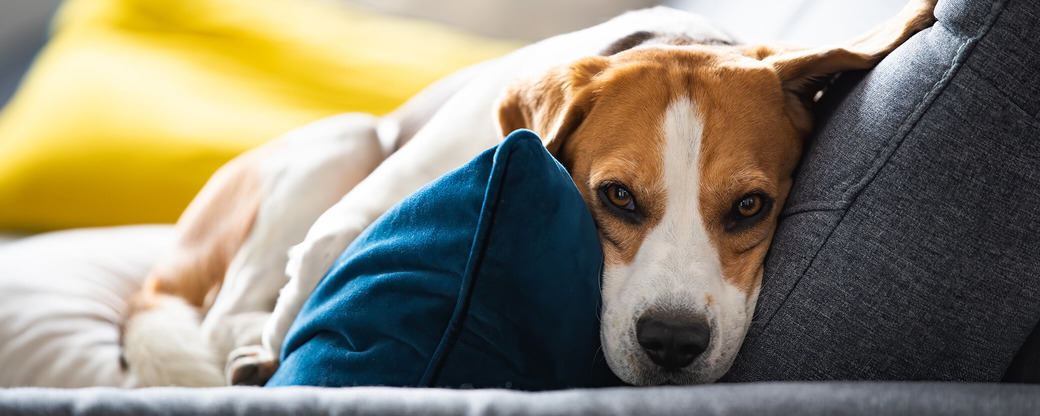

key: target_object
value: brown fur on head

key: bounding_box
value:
[497,0,937,385]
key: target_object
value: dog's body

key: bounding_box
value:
[121,2,936,388]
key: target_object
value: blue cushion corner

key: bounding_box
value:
[267,128,619,390]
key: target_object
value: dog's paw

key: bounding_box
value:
[226,345,279,386]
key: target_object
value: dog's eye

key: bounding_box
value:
[598,183,640,223]
[605,184,636,211]
[736,194,763,218]
[725,192,773,233]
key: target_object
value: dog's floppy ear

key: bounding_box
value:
[496,56,609,155]
[747,0,937,132]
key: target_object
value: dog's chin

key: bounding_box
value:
[602,320,740,386]
[606,350,731,386]
[629,366,719,386]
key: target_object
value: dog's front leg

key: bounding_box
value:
[227,110,503,385]
[198,114,385,375]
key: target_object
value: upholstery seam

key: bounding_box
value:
[754,0,1010,333]
[419,136,519,386]
[962,64,1035,118]
[779,201,848,218]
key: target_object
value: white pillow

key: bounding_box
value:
[0,225,173,387]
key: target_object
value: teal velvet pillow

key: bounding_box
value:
[266,129,621,389]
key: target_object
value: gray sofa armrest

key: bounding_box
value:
[724,0,1040,382]
[3,382,1040,416]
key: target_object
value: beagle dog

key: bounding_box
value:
[121,0,937,387]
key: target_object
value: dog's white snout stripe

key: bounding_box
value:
[601,97,750,384]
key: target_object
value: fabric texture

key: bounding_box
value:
[724,0,1040,381]
[268,130,619,390]
[3,382,1040,416]
[0,0,517,232]
[0,225,171,388]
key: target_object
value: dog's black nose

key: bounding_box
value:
[636,314,710,370]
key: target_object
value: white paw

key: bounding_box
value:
[226,345,278,386]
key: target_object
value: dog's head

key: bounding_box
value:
[496,1,935,385]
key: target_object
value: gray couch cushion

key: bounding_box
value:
[724,0,1040,381]
[2,382,1039,416]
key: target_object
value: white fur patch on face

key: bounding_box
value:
[600,97,753,385]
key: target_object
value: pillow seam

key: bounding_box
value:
[417,135,521,386]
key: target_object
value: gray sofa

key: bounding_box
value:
[2,382,1040,415]
[2,0,1039,413]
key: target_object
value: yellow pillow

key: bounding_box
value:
[0,0,518,232]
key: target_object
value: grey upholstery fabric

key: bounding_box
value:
[724,0,1040,381]
[2,382,1039,416]
[0,0,61,109]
